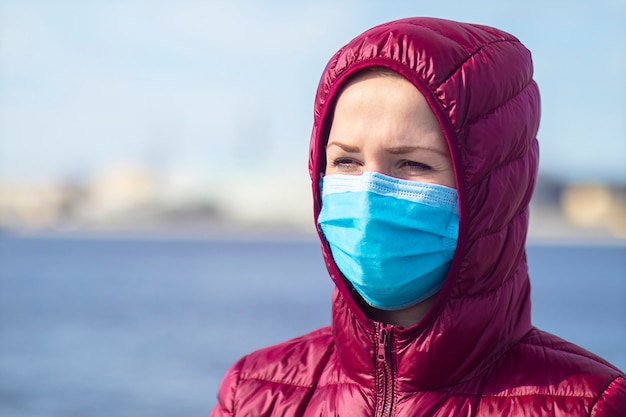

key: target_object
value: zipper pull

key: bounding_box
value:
[377,327,388,362]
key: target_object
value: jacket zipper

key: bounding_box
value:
[375,323,394,417]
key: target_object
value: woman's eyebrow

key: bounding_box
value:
[326,141,360,152]
[327,141,449,157]
[386,145,449,157]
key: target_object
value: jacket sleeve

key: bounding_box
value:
[590,376,626,416]
[209,356,246,417]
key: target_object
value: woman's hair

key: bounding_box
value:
[361,66,402,78]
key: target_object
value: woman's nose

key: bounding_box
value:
[363,161,392,178]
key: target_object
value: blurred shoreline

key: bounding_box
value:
[1,169,625,242]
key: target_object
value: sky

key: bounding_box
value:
[1,0,625,185]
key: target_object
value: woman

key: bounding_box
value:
[210,17,626,416]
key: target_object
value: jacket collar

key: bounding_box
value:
[331,273,532,391]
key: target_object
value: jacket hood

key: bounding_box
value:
[309,17,541,389]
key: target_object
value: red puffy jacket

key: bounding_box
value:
[210,17,626,416]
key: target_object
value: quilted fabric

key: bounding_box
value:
[210,17,626,416]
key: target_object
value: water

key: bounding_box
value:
[0,233,624,417]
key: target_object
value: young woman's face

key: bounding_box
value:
[325,72,456,189]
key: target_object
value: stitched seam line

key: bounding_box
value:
[402,22,524,98]
[589,376,625,415]
[239,376,313,389]
[482,392,598,399]
[464,80,536,128]
[471,207,528,242]
[438,38,520,87]
[449,263,526,301]
[237,376,365,389]
[464,133,536,188]
[375,21,522,90]
[519,339,622,369]
[403,20,518,63]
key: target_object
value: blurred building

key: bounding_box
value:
[0,181,69,228]
[529,175,626,240]
[0,169,624,239]
[560,183,626,238]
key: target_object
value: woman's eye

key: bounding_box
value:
[401,160,432,171]
[331,158,358,168]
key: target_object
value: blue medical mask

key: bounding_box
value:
[317,172,459,311]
